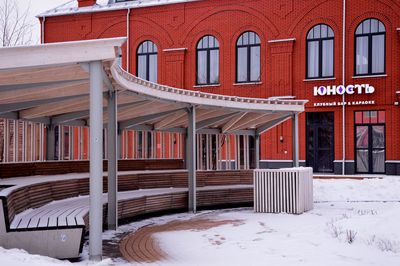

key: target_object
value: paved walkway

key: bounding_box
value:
[119,218,242,264]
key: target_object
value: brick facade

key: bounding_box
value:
[41,0,400,174]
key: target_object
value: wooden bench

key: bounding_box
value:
[0,170,253,259]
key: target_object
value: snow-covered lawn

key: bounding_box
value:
[0,176,399,266]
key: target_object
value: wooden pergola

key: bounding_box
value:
[0,38,307,260]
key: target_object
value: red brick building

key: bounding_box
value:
[38,0,400,175]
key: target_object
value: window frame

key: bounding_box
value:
[306,24,335,79]
[236,31,261,83]
[196,35,220,86]
[136,40,158,82]
[354,18,386,76]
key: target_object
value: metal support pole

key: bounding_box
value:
[46,124,56,161]
[186,106,196,213]
[107,88,118,230]
[254,134,260,169]
[292,113,299,168]
[89,61,103,261]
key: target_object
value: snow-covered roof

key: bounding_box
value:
[37,0,201,18]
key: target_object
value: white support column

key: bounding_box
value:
[255,134,260,169]
[107,87,118,230]
[89,60,104,261]
[292,113,299,167]
[186,106,196,213]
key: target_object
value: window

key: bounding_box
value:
[354,111,386,173]
[196,35,220,85]
[137,41,158,82]
[306,24,334,79]
[355,18,385,76]
[236,31,261,83]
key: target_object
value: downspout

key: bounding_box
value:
[126,8,131,72]
[342,0,346,175]
[41,16,46,44]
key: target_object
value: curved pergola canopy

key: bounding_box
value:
[0,38,306,135]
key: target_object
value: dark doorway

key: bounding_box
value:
[306,112,334,173]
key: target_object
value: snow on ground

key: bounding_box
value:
[0,176,399,266]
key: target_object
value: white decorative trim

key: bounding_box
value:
[261,160,292,162]
[303,77,336,82]
[352,74,387,79]
[163,48,187,52]
[268,38,296,43]
[233,82,263,86]
[385,160,400,163]
[397,28,400,31]
[193,84,221,88]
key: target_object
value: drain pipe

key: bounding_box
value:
[342,0,346,175]
[126,8,131,72]
[41,16,46,44]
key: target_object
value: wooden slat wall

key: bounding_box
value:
[0,159,184,178]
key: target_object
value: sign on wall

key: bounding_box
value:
[313,84,376,107]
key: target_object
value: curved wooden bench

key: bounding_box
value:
[0,170,253,259]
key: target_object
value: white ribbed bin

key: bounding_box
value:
[254,167,313,214]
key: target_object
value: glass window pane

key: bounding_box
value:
[307,41,319,78]
[356,126,368,148]
[197,50,207,84]
[143,42,148,53]
[371,19,378,33]
[357,150,369,173]
[250,46,260,81]
[328,27,334,37]
[355,112,363,124]
[214,38,220,48]
[307,29,313,40]
[378,21,385,32]
[322,39,334,77]
[318,127,333,149]
[372,150,385,173]
[138,55,147,80]
[370,111,378,123]
[372,34,385,73]
[363,111,370,124]
[149,54,157,83]
[237,47,248,82]
[378,111,386,123]
[321,25,327,38]
[372,126,385,148]
[255,34,260,44]
[243,32,249,45]
[356,36,369,75]
[210,50,219,84]
[314,25,321,39]
[237,36,243,46]
[363,19,371,34]
[356,24,362,35]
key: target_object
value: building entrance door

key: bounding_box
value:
[306,112,334,173]
[355,111,386,174]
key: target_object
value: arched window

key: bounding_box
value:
[306,24,334,79]
[197,35,220,85]
[355,18,385,75]
[137,40,158,82]
[236,31,261,83]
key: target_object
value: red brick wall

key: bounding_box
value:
[42,0,400,163]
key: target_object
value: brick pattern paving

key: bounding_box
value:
[119,218,242,263]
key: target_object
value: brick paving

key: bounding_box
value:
[119,218,242,264]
